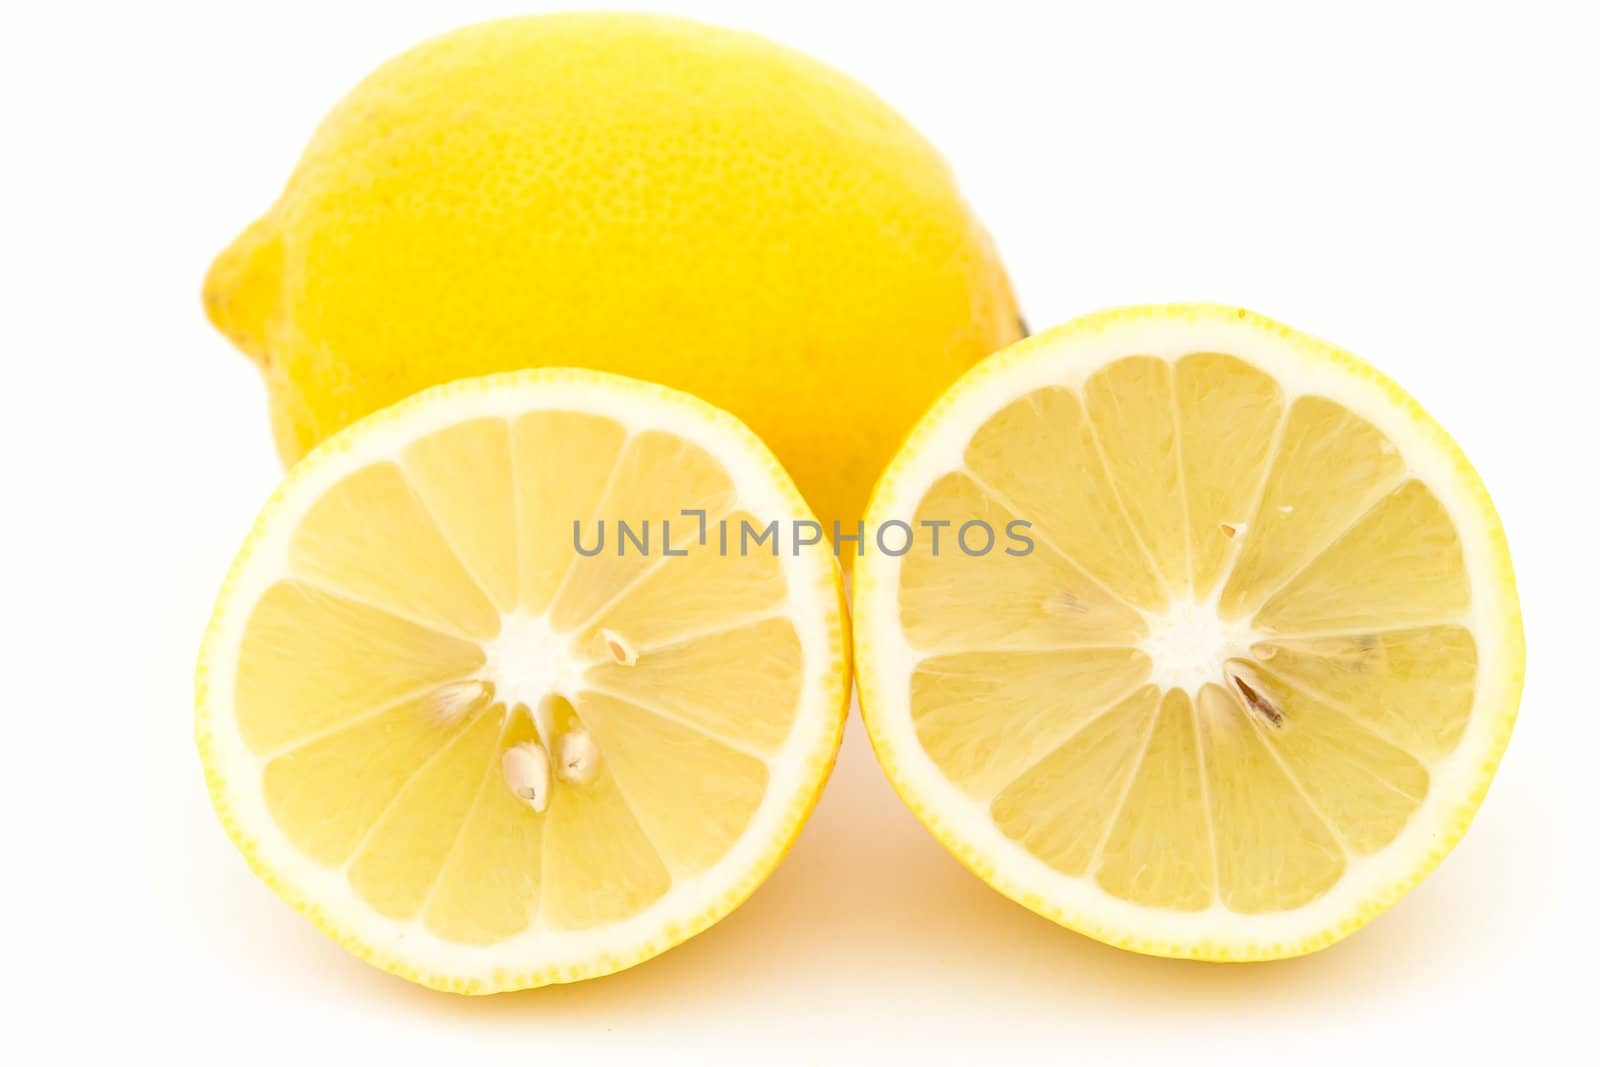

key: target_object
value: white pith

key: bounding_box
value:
[475,611,585,755]
[197,370,847,990]
[854,306,1522,958]
[1139,595,1258,695]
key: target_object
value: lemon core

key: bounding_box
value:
[1138,599,1257,694]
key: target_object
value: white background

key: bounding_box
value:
[5,0,1596,1060]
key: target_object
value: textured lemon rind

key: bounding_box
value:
[204,13,1022,538]
[853,303,1524,962]
[197,368,851,993]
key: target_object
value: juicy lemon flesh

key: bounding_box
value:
[903,352,1476,916]
[239,412,803,945]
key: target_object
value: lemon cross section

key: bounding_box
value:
[853,305,1522,961]
[197,369,849,993]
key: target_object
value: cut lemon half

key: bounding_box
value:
[197,369,849,993]
[853,304,1522,960]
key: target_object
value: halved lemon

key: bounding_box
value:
[853,304,1523,960]
[197,369,849,993]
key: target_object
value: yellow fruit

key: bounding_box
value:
[853,304,1523,960]
[203,13,1020,533]
[196,369,850,992]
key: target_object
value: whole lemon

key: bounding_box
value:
[204,13,1020,532]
